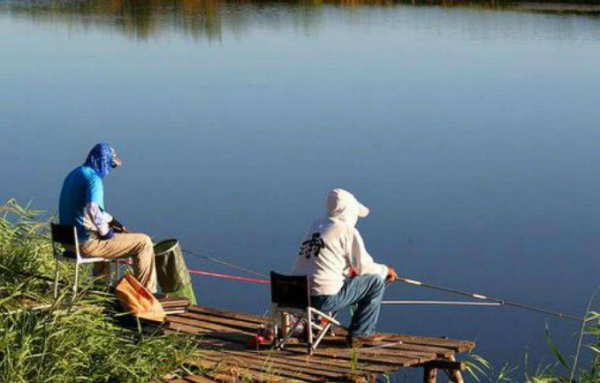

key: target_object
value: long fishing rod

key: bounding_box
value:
[395,277,583,322]
[182,248,269,279]
[382,300,501,307]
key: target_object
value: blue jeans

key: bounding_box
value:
[311,274,386,337]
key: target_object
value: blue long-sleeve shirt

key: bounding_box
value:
[59,165,113,241]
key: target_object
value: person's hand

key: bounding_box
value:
[386,266,398,283]
[110,219,128,233]
[115,226,129,233]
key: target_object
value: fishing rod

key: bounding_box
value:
[382,300,501,307]
[182,248,269,279]
[394,277,584,322]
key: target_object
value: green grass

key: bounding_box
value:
[0,200,198,383]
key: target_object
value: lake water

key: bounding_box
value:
[2,0,600,378]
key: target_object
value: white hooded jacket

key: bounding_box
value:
[292,189,388,296]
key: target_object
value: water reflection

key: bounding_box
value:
[2,0,599,40]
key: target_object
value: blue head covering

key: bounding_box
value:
[84,143,114,178]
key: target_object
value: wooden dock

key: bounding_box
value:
[156,304,476,383]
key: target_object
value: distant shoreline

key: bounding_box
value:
[406,0,600,14]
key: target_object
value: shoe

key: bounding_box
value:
[346,333,387,348]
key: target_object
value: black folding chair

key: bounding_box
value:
[270,271,340,355]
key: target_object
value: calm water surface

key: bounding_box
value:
[2,0,600,377]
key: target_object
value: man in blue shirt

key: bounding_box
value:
[59,143,157,292]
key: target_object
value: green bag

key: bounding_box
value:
[154,239,197,305]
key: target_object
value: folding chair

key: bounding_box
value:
[270,271,341,355]
[51,224,116,299]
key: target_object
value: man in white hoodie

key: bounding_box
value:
[292,188,397,346]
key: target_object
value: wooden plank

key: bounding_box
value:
[234,350,378,376]
[172,311,262,332]
[321,331,473,353]
[199,351,329,382]
[168,315,257,336]
[165,321,253,345]
[184,376,219,383]
[378,342,455,358]
[284,353,397,374]
[183,376,219,383]
[310,341,438,364]
[185,356,289,383]
[189,306,267,325]
[382,334,475,353]
[196,352,320,382]
[205,349,347,380]
[283,344,420,367]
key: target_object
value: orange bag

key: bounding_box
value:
[115,273,166,322]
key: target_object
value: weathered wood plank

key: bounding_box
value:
[196,352,322,382]
[189,306,267,325]
[169,315,257,336]
[377,342,455,358]
[204,349,347,380]
[165,320,254,344]
[186,356,290,383]
[283,344,421,367]
[382,334,475,353]
[284,353,397,374]
[172,311,262,332]
[183,376,219,383]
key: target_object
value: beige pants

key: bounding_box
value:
[80,233,158,293]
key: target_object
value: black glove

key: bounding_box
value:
[110,218,126,232]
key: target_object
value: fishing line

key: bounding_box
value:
[394,277,583,322]
[188,269,270,285]
[182,248,269,279]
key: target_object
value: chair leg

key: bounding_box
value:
[307,308,314,355]
[73,264,79,299]
[312,323,331,351]
[276,313,305,350]
[107,263,113,286]
[329,312,336,336]
[272,305,280,346]
[53,260,60,299]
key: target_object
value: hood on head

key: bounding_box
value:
[84,143,117,178]
[326,188,370,227]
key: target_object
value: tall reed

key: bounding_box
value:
[0,200,197,383]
